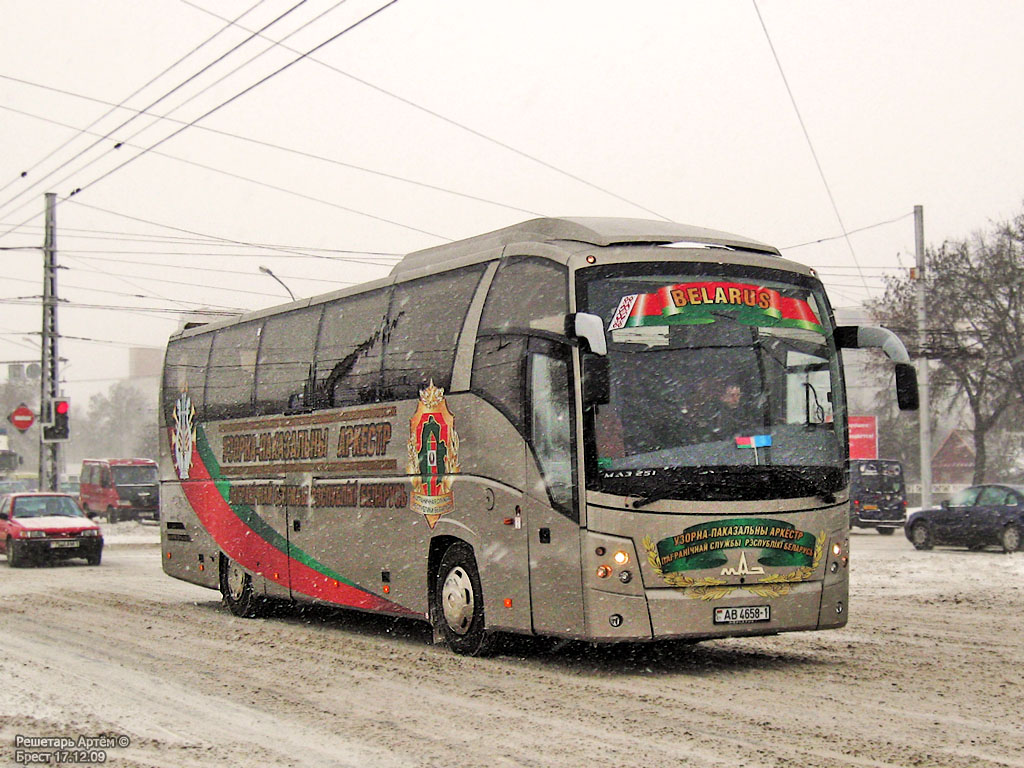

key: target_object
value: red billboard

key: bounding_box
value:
[849,415,878,459]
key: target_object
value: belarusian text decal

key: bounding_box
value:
[642,518,825,599]
[654,518,817,572]
[171,420,413,615]
[608,281,823,334]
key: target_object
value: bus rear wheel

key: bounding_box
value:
[434,542,493,656]
[219,554,268,618]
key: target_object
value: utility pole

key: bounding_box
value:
[38,192,61,492]
[915,204,932,508]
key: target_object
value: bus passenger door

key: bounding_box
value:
[254,483,293,600]
[525,341,585,637]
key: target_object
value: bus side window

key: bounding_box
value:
[528,342,576,519]
[163,333,212,423]
[479,257,568,334]
[255,305,321,415]
[383,265,485,400]
[206,320,262,420]
[471,335,527,434]
[316,288,391,407]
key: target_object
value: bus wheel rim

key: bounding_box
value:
[441,566,474,636]
[226,561,247,600]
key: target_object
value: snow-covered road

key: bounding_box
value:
[1,527,1021,767]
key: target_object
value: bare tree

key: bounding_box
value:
[868,216,1024,484]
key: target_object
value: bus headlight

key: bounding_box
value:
[596,565,612,579]
[613,550,629,566]
[618,570,632,584]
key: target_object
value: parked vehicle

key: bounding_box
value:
[0,492,103,566]
[849,459,906,534]
[905,484,1024,553]
[79,458,159,523]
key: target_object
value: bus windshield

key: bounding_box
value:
[579,263,845,503]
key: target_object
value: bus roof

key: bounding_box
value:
[171,217,784,339]
[391,217,780,278]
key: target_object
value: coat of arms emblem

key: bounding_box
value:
[171,388,196,480]
[407,382,460,528]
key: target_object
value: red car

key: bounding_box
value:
[0,492,103,567]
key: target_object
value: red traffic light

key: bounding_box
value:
[54,399,70,415]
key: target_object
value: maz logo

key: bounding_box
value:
[720,551,765,576]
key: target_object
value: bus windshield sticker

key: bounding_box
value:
[607,281,823,334]
[609,326,670,347]
[407,381,460,529]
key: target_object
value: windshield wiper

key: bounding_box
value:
[769,466,837,503]
[631,471,738,509]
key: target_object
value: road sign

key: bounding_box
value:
[8,403,35,433]
[849,415,878,459]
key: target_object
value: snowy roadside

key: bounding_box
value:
[97,519,161,545]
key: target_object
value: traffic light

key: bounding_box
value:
[43,398,70,442]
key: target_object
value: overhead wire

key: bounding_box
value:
[0,0,311,220]
[182,0,673,221]
[0,78,544,219]
[0,217,402,256]
[51,1,403,211]
[751,0,872,298]
[781,211,915,250]
[0,0,267,198]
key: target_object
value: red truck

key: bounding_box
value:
[79,458,159,523]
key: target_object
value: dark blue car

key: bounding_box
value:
[905,484,1024,553]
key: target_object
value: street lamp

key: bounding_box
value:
[259,266,296,301]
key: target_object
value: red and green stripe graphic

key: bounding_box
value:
[173,424,415,615]
[608,281,823,334]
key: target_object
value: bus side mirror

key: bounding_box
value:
[567,312,607,356]
[895,363,919,411]
[836,325,919,411]
[581,354,610,407]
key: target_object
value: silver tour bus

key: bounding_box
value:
[160,218,918,655]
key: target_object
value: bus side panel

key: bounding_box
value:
[440,479,533,635]
[524,488,585,638]
[439,396,532,635]
[160,478,221,591]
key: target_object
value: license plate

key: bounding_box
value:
[50,540,80,549]
[714,605,770,624]
[864,503,879,510]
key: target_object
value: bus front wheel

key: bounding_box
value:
[219,554,268,618]
[434,542,493,656]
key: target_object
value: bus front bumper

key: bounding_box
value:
[584,579,847,642]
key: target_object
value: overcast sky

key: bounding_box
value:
[2,0,1023,405]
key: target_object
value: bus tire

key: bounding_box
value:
[910,521,932,550]
[434,542,493,656]
[1000,523,1021,553]
[106,506,119,524]
[876,527,895,535]
[219,554,268,618]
